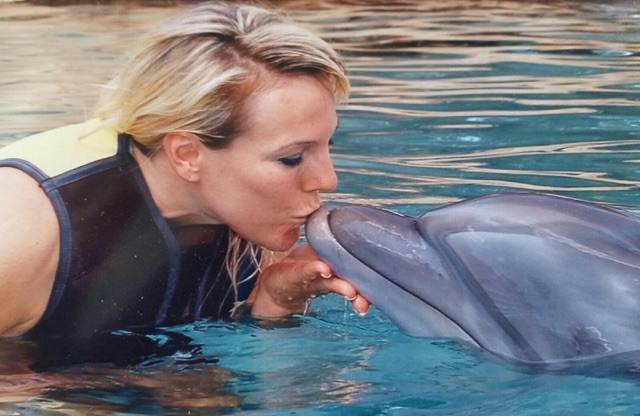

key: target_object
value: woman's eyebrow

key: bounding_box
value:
[269,119,340,155]
[268,141,313,158]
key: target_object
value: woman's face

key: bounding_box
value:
[196,75,339,251]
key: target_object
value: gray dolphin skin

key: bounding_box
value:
[305,192,640,373]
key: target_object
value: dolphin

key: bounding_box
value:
[306,192,640,373]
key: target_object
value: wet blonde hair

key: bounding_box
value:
[97,1,349,149]
[96,1,349,306]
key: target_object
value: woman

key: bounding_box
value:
[0,2,369,339]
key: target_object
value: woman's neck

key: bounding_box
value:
[131,146,213,225]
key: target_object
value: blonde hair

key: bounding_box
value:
[97,1,349,149]
[96,1,349,306]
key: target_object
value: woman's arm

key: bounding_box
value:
[247,243,370,318]
[0,168,59,335]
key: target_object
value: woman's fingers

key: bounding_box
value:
[249,243,371,318]
[308,272,371,316]
[350,294,371,316]
[296,244,372,315]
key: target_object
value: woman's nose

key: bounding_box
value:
[304,154,338,193]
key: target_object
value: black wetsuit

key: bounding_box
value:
[0,120,257,339]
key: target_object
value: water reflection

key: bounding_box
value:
[294,0,640,119]
[0,333,240,413]
[0,2,182,138]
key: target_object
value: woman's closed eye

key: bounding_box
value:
[278,154,303,167]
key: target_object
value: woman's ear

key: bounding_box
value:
[162,132,203,182]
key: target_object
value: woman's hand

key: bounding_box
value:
[247,244,370,318]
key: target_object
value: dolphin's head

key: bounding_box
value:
[305,205,477,343]
[306,196,640,367]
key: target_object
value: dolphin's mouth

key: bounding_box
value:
[305,206,333,237]
[308,205,449,286]
[306,203,440,295]
[305,205,477,343]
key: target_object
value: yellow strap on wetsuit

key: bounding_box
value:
[0,118,118,178]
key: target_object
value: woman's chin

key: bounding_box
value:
[262,227,301,252]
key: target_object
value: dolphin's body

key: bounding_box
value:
[306,192,640,373]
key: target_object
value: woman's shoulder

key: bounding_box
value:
[0,167,60,336]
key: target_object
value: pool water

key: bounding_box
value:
[1,0,640,413]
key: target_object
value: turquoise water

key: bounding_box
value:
[1,0,640,414]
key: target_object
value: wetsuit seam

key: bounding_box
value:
[194,261,214,320]
[118,135,182,326]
